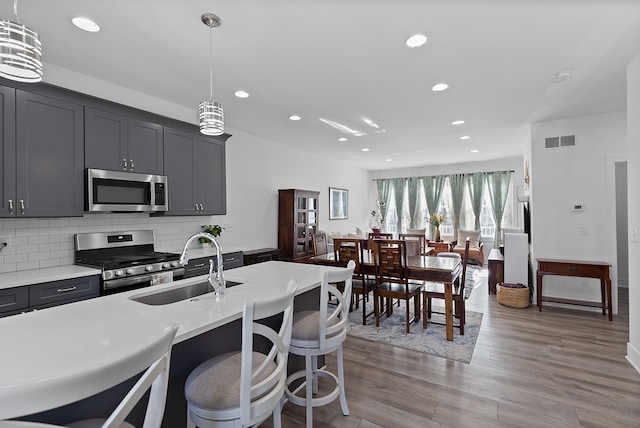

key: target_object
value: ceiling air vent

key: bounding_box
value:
[544,135,575,149]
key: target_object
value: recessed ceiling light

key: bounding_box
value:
[72,17,101,32]
[386,158,393,162]
[470,149,479,153]
[289,115,301,121]
[459,135,470,140]
[234,90,249,98]
[406,34,428,48]
[361,148,370,152]
[552,70,572,82]
[431,82,449,92]
[338,137,348,142]
[451,120,465,125]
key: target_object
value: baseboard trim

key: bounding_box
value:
[626,342,640,374]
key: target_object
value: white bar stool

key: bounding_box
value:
[284,261,355,428]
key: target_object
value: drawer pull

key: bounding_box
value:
[568,267,578,272]
[193,263,206,268]
[57,286,77,293]
[226,257,236,262]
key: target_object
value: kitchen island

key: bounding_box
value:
[0,261,342,426]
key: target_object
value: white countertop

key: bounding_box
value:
[0,265,102,290]
[0,261,342,419]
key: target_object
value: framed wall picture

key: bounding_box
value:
[329,187,348,220]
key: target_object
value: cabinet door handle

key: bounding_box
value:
[130,159,134,170]
[8,199,13,215]
[193,263,206,268]
[57,286,77,293]
[19,199,25,215]
[194,203,199,210]
[123,159,128,170]
[199,203,204,211]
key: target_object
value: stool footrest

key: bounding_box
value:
[285,369,341,408]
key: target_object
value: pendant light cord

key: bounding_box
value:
[13,0,20,22]
[209,24,213,103]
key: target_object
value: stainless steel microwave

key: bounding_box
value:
[86,168,168,212]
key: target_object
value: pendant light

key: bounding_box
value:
[0,0,42,83]
[198,13,224,136]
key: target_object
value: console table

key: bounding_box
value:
[536,258,612,321]
[487,248,504,294]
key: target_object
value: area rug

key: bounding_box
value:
[346,265,483,364]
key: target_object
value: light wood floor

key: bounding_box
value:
[272,271,640,428]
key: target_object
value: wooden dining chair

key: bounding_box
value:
[311,233,329,256]
[367,232,392,251]
[422,237,471,334]
[372,239,422,333]
[333,238,375,325]
[399,233,427,256]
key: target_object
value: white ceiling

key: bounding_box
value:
[6,0,640,170]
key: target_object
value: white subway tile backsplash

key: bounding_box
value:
[17,261,40,270]
[0,213,210,273]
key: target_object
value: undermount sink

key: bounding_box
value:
[130,280,243,305]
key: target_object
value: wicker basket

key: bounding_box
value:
[496,283,530,308]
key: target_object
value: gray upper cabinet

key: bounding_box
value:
[163,127,227,216]
[85,107,163,175]
[0,86,16,218]
[10,90,84,217]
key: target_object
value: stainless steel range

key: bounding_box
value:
[74,230,184,295]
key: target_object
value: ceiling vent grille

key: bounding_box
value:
[545,135,575,149]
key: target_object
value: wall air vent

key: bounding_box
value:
[544,135,575,149]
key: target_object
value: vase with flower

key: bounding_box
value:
[428,214,445,242]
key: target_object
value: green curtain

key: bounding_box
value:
[375,179,392,229]
[466,172,486,231]
[421,175,445,217]
[486,170,512,247]
[391,177,407,233]
[406,177,421,229]
[449,174,466,240]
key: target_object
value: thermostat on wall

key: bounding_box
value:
[571,203,585,212]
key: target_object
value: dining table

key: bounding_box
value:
[307,252,463,341]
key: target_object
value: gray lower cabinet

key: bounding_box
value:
[85,107,164,175]
[183,252,244,278]
[163,127,227,216]
[0,89,84,218]
[0,285,29,318]
[0,275,100,318]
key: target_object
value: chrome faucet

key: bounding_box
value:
[179,232,225,295]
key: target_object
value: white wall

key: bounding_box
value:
[0,127,370,273]
[530,111,627,314]
[626,53,640,372]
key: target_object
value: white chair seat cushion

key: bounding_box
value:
[67,420,134,428]
[291,310,339,342]
[185,351,276,410]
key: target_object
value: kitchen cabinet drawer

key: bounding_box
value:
[223,251,243,270]
[183,252,244,278]
[29,275,100,308]
[0,286,29,317]
[243,248,279,265]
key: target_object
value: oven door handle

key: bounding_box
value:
[102,268,185,291]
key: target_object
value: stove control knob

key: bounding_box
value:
[115,270,124,277]
[145,265,154,272]
[170,261,179,267]
[126,268,135,275]
[162,263,170,269]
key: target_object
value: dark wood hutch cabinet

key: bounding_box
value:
[278,189,319,261]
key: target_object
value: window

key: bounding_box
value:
[382,176,515,241]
